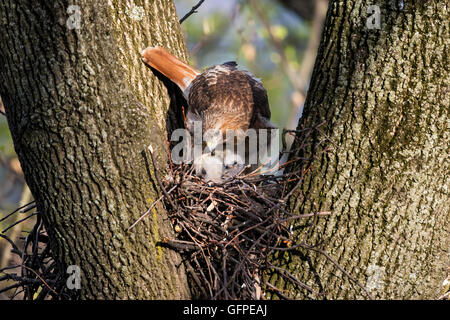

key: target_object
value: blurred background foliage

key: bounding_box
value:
[0,0,327,298]
[0,98,25,220]
[177,0,315,126]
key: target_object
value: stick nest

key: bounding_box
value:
[153,158,313,299]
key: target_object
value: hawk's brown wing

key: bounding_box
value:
[187,63,274,135]
[245,71,276,130]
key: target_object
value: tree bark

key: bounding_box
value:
[278,0,449,299]
[0,0,191,299]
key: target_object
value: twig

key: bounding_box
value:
[264,281,291,300]
[0,234,22,256]
[21,265,58,296]
[267,264,322,297]
[179,0,206,24]
[0,200,35,223]
[0,199,68,299]
[147,145,177,209]
[302,244,374,300]
[128,185,177,230]
[1,212,37,233]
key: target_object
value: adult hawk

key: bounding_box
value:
[141,46,277,182]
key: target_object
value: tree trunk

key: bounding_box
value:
[279,0,449,299]
[0,0,191,299]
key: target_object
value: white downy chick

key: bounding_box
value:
[193,153,224,183]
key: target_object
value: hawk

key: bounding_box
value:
[141,46,277,182]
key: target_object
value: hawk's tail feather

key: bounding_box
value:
[141,46,199,93]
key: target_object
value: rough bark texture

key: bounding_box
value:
[279,0,449,299]
[0,0,191,299]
